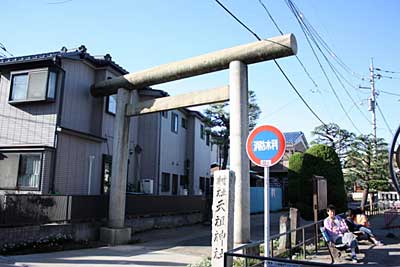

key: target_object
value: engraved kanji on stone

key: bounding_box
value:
[216,199,225,212]
[214,215,225,227]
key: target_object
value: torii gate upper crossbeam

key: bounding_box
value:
[91,34,297,97]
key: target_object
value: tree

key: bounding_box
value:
[344,134,390,207]
[288,144,347,220]
[311,123,355,165]
[287,152,304,206]
[204,90,261,169]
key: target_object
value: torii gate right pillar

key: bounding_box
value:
[230,61,250,245]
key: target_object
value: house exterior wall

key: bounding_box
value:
[41,149,54,193]
[138,113,160,194]
[0,71,60,147]
[192,118,211,195]
[0,53,212,197]
[0,65,63,194]
[54,133,102,195]
[60,59,102,136]
[186,116,195,195]
[158,110,187,195]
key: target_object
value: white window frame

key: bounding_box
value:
[9,68,58,103]
[171,112,179,133]
[106,94,117,115]
[0,151,43,191]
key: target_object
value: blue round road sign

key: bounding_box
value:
[246,125,286,167]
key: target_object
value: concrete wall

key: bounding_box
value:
[0,213,204,248]
[0,222,100,248]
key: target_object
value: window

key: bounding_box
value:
[161,172,170,192]
[200,124,205,139]
[0,152,42,190]
[206,133,210,146]
[17,154,41,188]
[161,111,168,118]
[171,112,178,133]
[9,68,57,102]
[106,94,117,114]
[181,118,187,129]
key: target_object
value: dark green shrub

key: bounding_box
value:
[288,144,347,220]
[288,152,304,205]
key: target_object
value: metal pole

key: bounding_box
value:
[230,61,250,245]
[264,166,270,267]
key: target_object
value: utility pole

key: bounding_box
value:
[369,58,377,151]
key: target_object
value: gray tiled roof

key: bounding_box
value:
[0,46,128,74]
[283,131,304,144]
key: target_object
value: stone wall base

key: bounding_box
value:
[0,212,204,247]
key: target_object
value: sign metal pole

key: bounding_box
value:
[264,165,270,266]
[245,124,286,267]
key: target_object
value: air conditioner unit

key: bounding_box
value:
[141,179,154,194]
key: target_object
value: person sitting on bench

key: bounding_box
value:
[354,208,370,227]
[324,204,359,263]
[345,209,383,246]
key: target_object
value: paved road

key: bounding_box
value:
[0,212,288,267]
[1,212,398,266]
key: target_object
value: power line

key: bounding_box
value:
[285,0,362,134]
[0,42,13,57]
[380,90,400,97]
[46,0,73,4]
[257,0,283,35]
[287,0,370,128]
[214,0,261,40]
[285,0,366,82]
[214,0,327,126]
[257,0,319,90]
[376,101,394,136]
[375,68,400,74]
[377,74,400,80]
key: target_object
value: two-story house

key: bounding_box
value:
[0,46,211,196]
[137,108,211,196]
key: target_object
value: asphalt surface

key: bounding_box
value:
[0,212,399,266]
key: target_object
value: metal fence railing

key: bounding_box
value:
[0,194,208,227]
[225,202,382,266]
[225,241,332,267]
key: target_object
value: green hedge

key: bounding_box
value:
[288,144,347,220]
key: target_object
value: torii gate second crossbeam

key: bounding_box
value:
[91,34,297,245]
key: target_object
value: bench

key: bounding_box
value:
[320,227,349,264]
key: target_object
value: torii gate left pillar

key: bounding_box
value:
[100,89,138,244]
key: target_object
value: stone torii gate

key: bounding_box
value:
[91,34,297,245]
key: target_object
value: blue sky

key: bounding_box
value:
[1,0,399,144]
